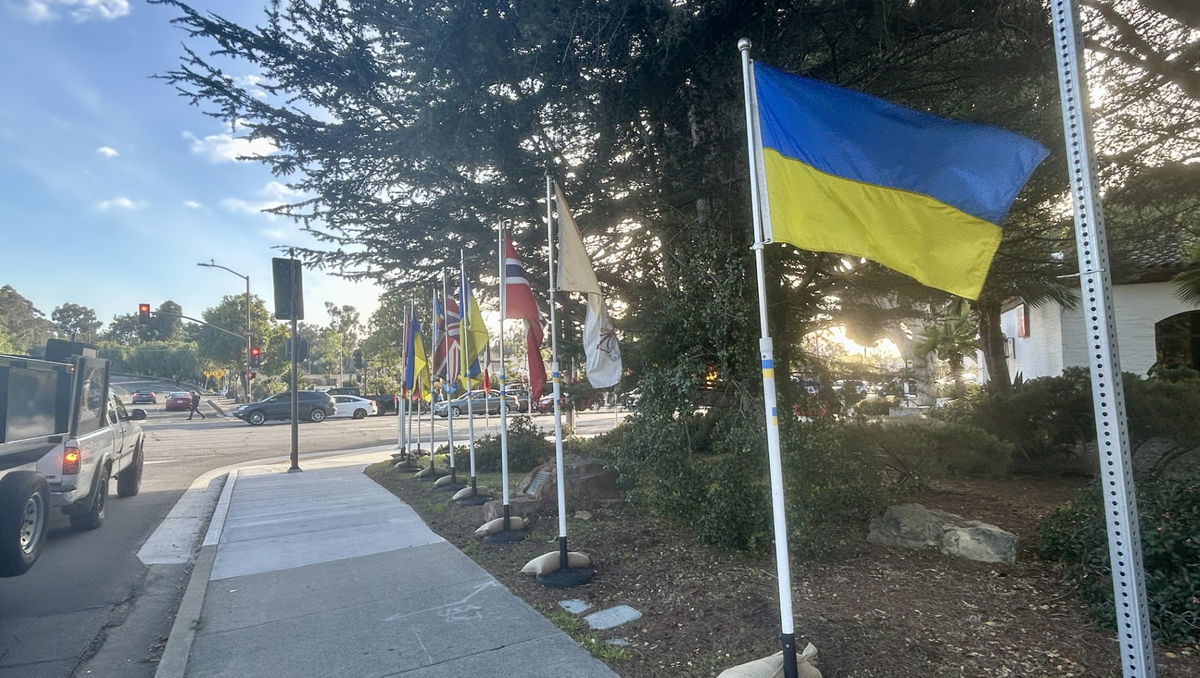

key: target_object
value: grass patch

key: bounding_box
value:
[539,605,633,662]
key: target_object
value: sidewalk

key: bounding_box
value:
[157,452,617,678]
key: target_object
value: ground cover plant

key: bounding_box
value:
[365,458,1199,676]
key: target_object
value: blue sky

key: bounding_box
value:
[0,0,381,331]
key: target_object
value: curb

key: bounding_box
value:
[154,470,239,678]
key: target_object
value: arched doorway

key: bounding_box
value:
[1154,311,1200,371]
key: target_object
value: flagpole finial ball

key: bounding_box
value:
[738,37,751,51]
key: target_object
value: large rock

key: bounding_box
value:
[482,495,547,522]
[517,456,623,510]
[868,503,1018,564]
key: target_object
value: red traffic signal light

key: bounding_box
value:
[138,303,151,323]
[249,346,262,368]
[247,371,256,380]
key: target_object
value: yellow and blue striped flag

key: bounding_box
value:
[752,62,1048,299]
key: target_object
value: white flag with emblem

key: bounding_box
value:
[582,295,621,389]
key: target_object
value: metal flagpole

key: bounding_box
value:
[428,286,439,475]
[397,308,408,451]
[485,221,525,543]
[543,174,590,588]
[407,299,416,452]
[442,270,458,484]
[459,250,483,504]
[738,39,798,678]
[1050,5,1155,677]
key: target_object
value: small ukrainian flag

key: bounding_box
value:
[751,62,1048,300]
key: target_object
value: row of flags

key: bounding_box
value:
[395,183,623,403]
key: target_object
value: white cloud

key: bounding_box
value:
[261,228,287,240]
[183,200,202,209]
[96,196,145,210]
[183,129,277,164]
[218,181,305,220]
[96,146,118,158]
[19,0,130,23]
[232,74,270,100]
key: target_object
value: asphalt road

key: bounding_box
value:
[0,377,627,678]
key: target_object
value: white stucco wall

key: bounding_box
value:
[997,281,1198,380]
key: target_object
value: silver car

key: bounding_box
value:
[433,390,519,418]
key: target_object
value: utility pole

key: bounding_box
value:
[197,260,252,403]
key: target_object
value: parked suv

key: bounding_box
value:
[232,390,337,426]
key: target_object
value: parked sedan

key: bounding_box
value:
[164,391,192,411]
[232,390,337,426]
[131,390,157,404]
[331,395,378,420]
[433,390,519,418]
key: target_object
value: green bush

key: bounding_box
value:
[933,367,1093,475]
[1038,472,1200,643]
[842,418,1014,484]
[781,419,889,559]
[936,368,1200,477]
[449,415,553,473]
[853,395,898,416]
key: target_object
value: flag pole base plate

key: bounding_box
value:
[536,567,593,589]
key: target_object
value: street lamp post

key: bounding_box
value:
[197,260,252,404]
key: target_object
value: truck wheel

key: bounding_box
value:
[352,408,367,419]
[248,411,266,426]
[0,473,50,577]
[117,443,144,498]
[309,408,327,423]
[69,466,107,531]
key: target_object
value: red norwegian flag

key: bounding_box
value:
[504,235,547,401]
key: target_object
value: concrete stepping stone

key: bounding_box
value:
[559,599,592,614]
[583,605,642,630]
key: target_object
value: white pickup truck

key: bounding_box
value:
[0,341,145,576]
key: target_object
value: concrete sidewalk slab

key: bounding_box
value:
[178,455,617,678]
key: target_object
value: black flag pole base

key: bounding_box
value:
[780,632,799,678]
[482,529,526,544]
[536,567,593,588]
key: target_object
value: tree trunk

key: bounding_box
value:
[976,299,1011,393]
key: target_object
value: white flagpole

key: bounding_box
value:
[499,223,511,509]
[428,286,438,475]
[547,175,571,570]
[1050,5,1154,676]
[407,299,416,452]
[442,270,457,483]
[738,39,799,678]
[461,249,480,500]
[397,307,408,451]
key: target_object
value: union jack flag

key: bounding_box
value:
[432,295,462,390]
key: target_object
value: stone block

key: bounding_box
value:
[868,503,1018,564]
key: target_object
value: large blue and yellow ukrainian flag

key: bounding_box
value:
[751,62,1048,299]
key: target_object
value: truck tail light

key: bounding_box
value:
[63,445,82,475]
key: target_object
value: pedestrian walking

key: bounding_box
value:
[188,390,206,420]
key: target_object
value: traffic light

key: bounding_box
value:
[247,371,256,380]
[353,348,363,369]
[138,303,151,323]
[249,346,262,368]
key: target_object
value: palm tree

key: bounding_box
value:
[914,310,979,399]
[1173,243,1200,306]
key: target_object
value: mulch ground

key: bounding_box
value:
[365,464,1199,677]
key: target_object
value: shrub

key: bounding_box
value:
[449,415,553,473]
[853,395,898,417]
[1038,471,1200,643]
[843,419,1014,484]
[937,368,1200,477]
[781,419,889,559]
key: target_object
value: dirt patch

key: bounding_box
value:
[365,464,1199,677]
